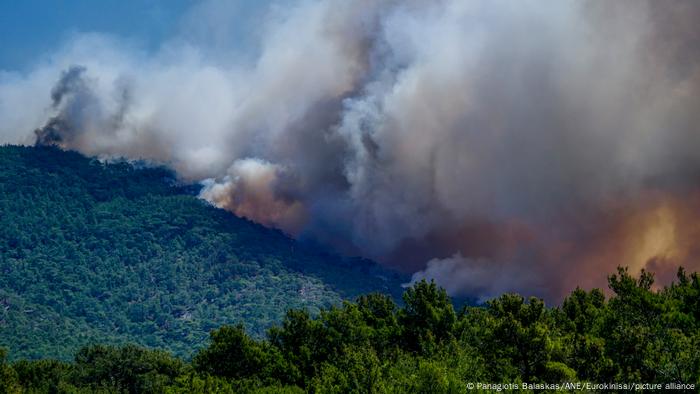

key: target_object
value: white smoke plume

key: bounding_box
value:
[405,253,541,303]
[2,0,700,301]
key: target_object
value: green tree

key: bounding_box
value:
[310,347,385,394]
[557,287,614,381]
[193,325,295,385]
[603,267,661,381]
[0,348,20,394]
[356,293,401,358]
[72,344,186,393]
[398,280,456,355]
[482,294,573,382]
[12,358,72,393]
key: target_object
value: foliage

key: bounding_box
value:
[5,267,700,393]
[0,348,20,393]
[0,145,404,360]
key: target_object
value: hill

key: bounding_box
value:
[0,145,404,360]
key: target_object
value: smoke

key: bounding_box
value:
[34,65,115,146]
[405,253,542,303]
[2,0,700,301]
[200,158,307,233]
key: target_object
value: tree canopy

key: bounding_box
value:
[0,145,403,361]
[2,268,699,393]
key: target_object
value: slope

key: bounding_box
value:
[0,145,404,360]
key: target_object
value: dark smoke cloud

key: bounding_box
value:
[35,65,90,145]
[2,0,700,301]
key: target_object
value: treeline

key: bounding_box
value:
[1,267,698,393]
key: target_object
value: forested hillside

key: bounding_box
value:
[0,145,403,360]
[1,268,698,393]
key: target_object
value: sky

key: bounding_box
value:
[0,0,271,71]
[1,0,699,302]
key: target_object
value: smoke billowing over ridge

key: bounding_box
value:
[2,0,700,301]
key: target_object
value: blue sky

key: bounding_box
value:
[0,0,272,71]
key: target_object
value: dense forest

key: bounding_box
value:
[1,146,698,393]
[0,145,403,360]
[1,268,698,393]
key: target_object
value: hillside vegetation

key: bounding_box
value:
[0,145,403,360]
[1,268,699,393]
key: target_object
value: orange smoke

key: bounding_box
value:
[398,189,700,301]
[569,190,700,293]
[200,158,307,235]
